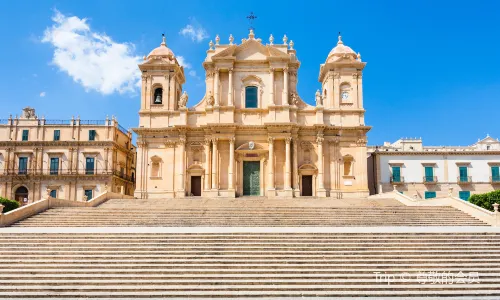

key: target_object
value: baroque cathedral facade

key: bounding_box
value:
[134,31,369,198]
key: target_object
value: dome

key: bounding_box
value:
[325,35,357,63]
[147,34,175,59]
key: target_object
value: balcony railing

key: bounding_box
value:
[0,119,10,125]
[80,120,106,126]
[491,176,500,184]
[117,124,128,134]
[45,119,73,125]
[0,169,116,176]
[390,176,405,184]
[458,176,472,184]
[423,176,438,184]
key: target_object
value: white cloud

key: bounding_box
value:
[176,56,191,69]
[39,92,46,97]
[188,70,197,77]
[179,18,208,43]
[42,10,142,95]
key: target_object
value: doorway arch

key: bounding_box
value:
[14,186,29,205]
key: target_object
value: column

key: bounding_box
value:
[269,68,274,105]
[293,138,299,191]
[177,136,186,195]
[229,137,235,190]
[283,68,289,104]
[214,68,220,106]
[267,137,275,190]
[169,71,175,110]
[285,137,292,189]
[204,138,211,191]
[211,138,218,190]
[317,135,325,190]
[228,68,233,106]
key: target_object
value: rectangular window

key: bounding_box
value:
[424,191,436,199]
[22,130,29,141]
[492,166,500,182]
[53,130,60,141]
[391,166,401,183]
[50,158,59,175]
[85,157,95,175]
[84,189,93,200]
[245,86,258,108]
[459,166,468,182]
[424,166,434,182]
[459,191,471,201]
[89,130,96,141]
[18,157,28,175]
[50,190,57,198]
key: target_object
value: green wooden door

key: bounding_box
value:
[243,161,260,196]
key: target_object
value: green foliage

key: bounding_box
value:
[469,190,500,212]
[0,197,20,213]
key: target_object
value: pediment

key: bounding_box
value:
[212,39,289,61]
[475,136,499,144]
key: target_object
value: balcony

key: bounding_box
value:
[0,169,115,176]
[423,176,438,184]
[491,176,500,184]
[457,176,472,184]
[390,176,405,185]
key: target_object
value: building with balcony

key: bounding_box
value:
[0,107,136,204]
[368,136,500,200]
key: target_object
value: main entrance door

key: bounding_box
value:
[243,161,260,196]
[302,175,313,196]
[190,176,201,196]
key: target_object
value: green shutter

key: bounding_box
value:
[424,191,436,199]
[22,130,28,141]
[53,130,60,141]
[425,166,434,182]
[18,157,28,174]
[392,166,401,182]
[459,191,471,201]
[492,166,500,182]
[50,158,59,175]
[459,166,468,181]
[89,130,96,141]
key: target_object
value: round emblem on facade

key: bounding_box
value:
[249,141,255,150]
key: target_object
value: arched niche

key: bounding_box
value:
[150,155,163,178]
[342,154,355,177]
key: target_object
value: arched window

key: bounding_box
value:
[153,88,163,104]
[245,86,258,108]
[340,83,351,103]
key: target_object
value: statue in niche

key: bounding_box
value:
[154,88,163,104]
[206,91,215,106]
[179,91,188,108]
[315,90,323,107]
[289,92,299,106]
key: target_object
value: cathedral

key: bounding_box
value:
[134,30,369,198]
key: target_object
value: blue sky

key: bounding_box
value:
[0,0,499,146]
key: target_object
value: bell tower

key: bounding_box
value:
[139,34,186,114]
[318,34,366,124]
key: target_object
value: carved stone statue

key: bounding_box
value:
[179,91,188,108]
[315,90,323,107]
[206,91,215,106]
[21,107,36,119]
[289,92,299,106]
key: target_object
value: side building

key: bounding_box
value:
[0,107,136,204]
[368,136,500,200]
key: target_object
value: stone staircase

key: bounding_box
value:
[0,232,499,298]
[11,198,488,227]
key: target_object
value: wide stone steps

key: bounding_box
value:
[11,204,487,227]
[0,233,498,298]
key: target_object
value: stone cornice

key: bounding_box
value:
[371,150,500,156]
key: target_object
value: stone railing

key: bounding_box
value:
[0,191,134,227]
[389,190,500,227]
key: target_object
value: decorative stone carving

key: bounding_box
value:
[229,34,234,45]
[300,141,314,150]
[178,91,188,108]
[289,92,299,106]
[316,136,324,145]
[206,91,215,106]
[315,90,323,107]
[269,34,274,45]
[249,141,255,150]
[285,137,292,144]
[21,107,36,119]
